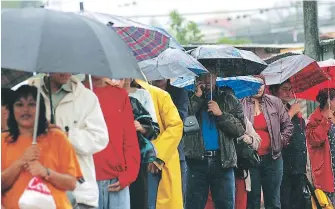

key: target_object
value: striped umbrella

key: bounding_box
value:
[171,76,263,99]
[80,12,170,61]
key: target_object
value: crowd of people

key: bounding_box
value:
[1,72,335,209]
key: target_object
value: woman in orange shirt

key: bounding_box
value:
[1,85,82,209]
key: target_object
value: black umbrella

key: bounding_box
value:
[188,45,267,77]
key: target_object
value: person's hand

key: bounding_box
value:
[326,109,335,120]
[48,123,61,130]
[195,82,205,97]
[148,162,160,174]
[108,180,121,192]
[208,101,222,116]
[105,79,123,88]
[134,120,146,134]
[20,145,40,166]
[289,103,301,116]
[239,134,253,145]
[26,161,48,178]
[48,123,69,137]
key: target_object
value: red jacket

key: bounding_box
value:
[91,85,140,189]
[306,108,334,192]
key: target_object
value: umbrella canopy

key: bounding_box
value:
[261,54,330,93]
[171,76,262,99]
[295,59,335,100]
[264,52,301,64]
[79,12,170,61]
[138,48,203,81]
[188,45,267,77]
[1,8,145,85]
[1,70,33,88]
[152,27,184,50]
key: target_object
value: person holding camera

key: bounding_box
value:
[184,73,246,209]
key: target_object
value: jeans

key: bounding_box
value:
[77,204,97,209]
[181,160,188,205]
[97,178,130,209]
[147,170,162,209]
[130,163,148,209]
[185,156,235,209]
[280,174,306,209]
[247,154,283,209]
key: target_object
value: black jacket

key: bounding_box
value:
[184,89,246,168]
[165,81,189,161]
[282,105,307,175]
[129,97,160,163]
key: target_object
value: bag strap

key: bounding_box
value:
[305,175,323,209]
[188,93,195,116]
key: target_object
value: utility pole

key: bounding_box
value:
[303,1,320,117]
[79,1,84,12]
[303,0,320,60]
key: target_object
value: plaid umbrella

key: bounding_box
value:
[152,27,184,50]
[188,45,267,77]
[79,12,170,61]
[261,55,330,93]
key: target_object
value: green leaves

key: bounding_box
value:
[169,10,204,45]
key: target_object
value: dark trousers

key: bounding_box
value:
[281,173,306,209]
[247,154,283,209]
[130,163,148,209]
[185,157,235,209]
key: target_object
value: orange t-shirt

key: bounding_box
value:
[1,129,83,209]
[254,113,271,156]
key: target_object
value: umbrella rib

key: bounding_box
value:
[79,15,116,78]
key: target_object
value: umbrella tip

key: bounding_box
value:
[107,21,114,26]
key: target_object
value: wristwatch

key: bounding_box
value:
[44,167,51,180]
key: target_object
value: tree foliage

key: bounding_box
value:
[217,37,252,45]
[169,10,204,45]
[2,1,44,8]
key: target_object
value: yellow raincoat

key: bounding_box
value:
[137,80,183,209]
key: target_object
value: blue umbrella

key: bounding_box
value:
[138,48,208,81]
[171,76,263,99]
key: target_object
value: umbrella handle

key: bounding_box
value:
[88,74,93,90]
[210,74,213,100]
[47,76,55,124]
[293,92,297,103]
[32,77,43,145]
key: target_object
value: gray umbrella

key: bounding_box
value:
[1,8,145,80]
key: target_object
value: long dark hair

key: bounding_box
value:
[7,85,48,143]
[316,88,335,110]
